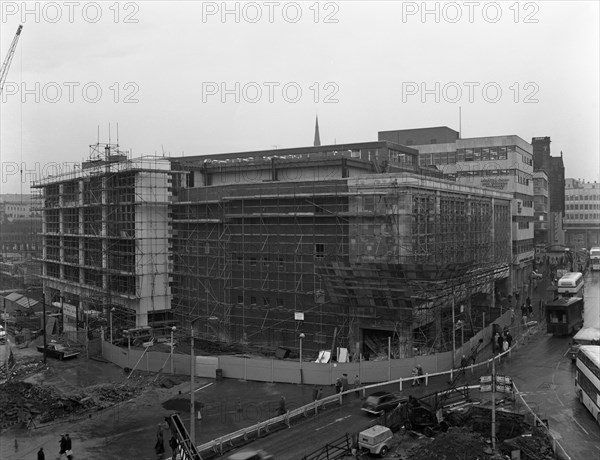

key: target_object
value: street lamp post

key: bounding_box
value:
[451,297,456,368]
[170,326,176,375]
[3,298,9,374]
[42,292,47,364]
[190,315,218,447]
[109,307,115,344]
[299,333,305,383]
[190,320,196,446]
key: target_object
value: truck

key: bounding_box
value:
[37,342,80,360]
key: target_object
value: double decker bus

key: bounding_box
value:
[590,247,600,271]
[557,272,584,298]
[575,345,600,424]
[546,296,584,336]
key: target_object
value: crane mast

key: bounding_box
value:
[0,24,23,96]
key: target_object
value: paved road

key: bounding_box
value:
[226,271,600,460]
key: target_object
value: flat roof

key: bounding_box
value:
[579,345,600,367]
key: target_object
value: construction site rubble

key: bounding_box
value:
[0,379,148,428]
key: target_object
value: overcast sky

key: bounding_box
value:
[0,1,598,194]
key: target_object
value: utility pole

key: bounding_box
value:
[190,319,198,446]
[491,357,496,451]
[3,298,9,374]
[42,292,47,363]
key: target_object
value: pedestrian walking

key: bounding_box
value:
[169,435,178,457]
[460,355,468,368]
[411,366,420,386]
[312,385,319,401]
[64,434,72,460]
[417,364,424,384]
[335,377,342,394]
[502,334,509,352]
[506,331,513,348]
[155,424,165,460]
[493,332,500,353]
[38,447,45,460]
[57,434,67,459]
[354,375,361,399]
[497,333,504,353]
[316,386,323,400]
[277,395,287,415]
[341,373,349,392]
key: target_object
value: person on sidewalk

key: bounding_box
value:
[57,434,67,460]
[38,447,45,460]
[354,375,361,399]
[411,366,420,386]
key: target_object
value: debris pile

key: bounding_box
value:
[499,428,555,460]
[0,379,147,428]
[405,427,495,460]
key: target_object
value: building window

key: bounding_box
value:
[250,296,257,305]
[237,255,243,265]
[278,257,284,269]
[250,257,257,266]
[315,243,325,258]
[263,297,270,306]
[276,298,284,307]
[237,296,243,304]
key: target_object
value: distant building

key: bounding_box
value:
[379,127,534,296]
[532,137,565,214]
[564,178,600,248]
[533,170,549,248]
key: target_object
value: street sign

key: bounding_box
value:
[496,375,512,385]
[480,375,492,383]
[480,384,492,393]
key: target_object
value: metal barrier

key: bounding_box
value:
[300,433,354,460]
[512,382,571,460]
[190,324,544,458]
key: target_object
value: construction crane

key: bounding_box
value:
[0,24,23,96]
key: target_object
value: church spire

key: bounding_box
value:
[313,116,321,147]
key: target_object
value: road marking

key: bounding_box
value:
[315,414,352,431]
[194,382,214,393]
[571,416,589,435]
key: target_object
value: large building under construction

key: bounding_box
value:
[170,140,512,358]
[33,137,517,359]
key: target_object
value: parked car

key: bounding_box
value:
[226,449,274,460]
[358,425,394,456]
[37,342,80,360]
[361,391,406,415]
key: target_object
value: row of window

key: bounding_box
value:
[566,204,600,210]
[566,195,600,201]
[419,145,531,166]
[512,239,534,255]
[565,213,600,220]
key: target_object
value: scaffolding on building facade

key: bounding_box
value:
[32,144,174,340]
